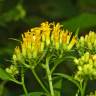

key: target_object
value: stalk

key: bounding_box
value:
[21,68,28,96]
[31,68,49,93]
[80,80,87,96]
[46,57,54,96]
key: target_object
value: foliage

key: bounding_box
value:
[0,0,96,96]
[0,22,96,96]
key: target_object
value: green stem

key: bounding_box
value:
[11,79,22,85]
[46,57,54,96]
[80,80,87,96]
[31,68,49,93]
[0,81,7,96]
[51,56,75,74]
[54,73,81,91]
[51,58,64,74]
[21,68,28,96]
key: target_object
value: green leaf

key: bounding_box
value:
[29,92,44,96]
[21,92,44,96]
[0,68,21,85]
[53,77,62,96]
[0,68,13,81]
[0,3,26,26]
[54,73,80,89]
[79,0,96,8]
[62,13,96,32]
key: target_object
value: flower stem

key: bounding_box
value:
[31,68,49,93]
[80,80,87,96]
[46,57,54,96]
[21,68,28,96]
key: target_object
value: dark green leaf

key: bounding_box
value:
[0,3,26,26]
[62,13,96,32]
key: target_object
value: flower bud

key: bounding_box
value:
[33,50,37,58]
[84,52,90,62]
[13,54,17,61]
[41,42,45,52]
[80,36,85,47]
[67,36,77,50]
[94,40,96,48]
[87,42,92,50]
[6,65,19,76]
[74,58,79,64]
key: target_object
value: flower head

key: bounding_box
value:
[6,65,19,76]
[76,31,96,55]
[87,90,96,96]
[12,22,76,63]
[74,52,96,81]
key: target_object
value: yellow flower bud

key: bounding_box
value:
[80,36,85,47]
[89,31,95,44]
[88,42,92,50]
[12,54,17,61]
[84,35,88,42]
[41,42,45,52]
[67,32,72,44]
[92,54,96,61]
[33,50,37,58]
[68,36,77,50]
[14,46,21,61]
[84,52,90,62]
[6,65,19,76]
[94,40,96,48]
[74,58,79,64]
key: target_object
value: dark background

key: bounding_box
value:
[0,0,96,96]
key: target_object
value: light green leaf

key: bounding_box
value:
[0,68,13,81]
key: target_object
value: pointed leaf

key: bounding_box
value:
[53,77,62,96]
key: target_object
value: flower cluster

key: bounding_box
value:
[76,31,96,55]
[74,52,96,81]
[4,22,96,96]
[5,65,19,76]
[87,90,96,96]
[12,22,76,62]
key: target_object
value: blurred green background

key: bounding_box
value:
[0,0,96,96]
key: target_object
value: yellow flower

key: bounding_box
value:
[6,65,19,76]
[41,22,51,46]
[13,21,76,62]
[77,31,96,54]
[87,90,96,96]
[74,52,96,81]
[13,46,21,61]
[52,23,61,49]
[60,31,68,44]
[67,36,77,50]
